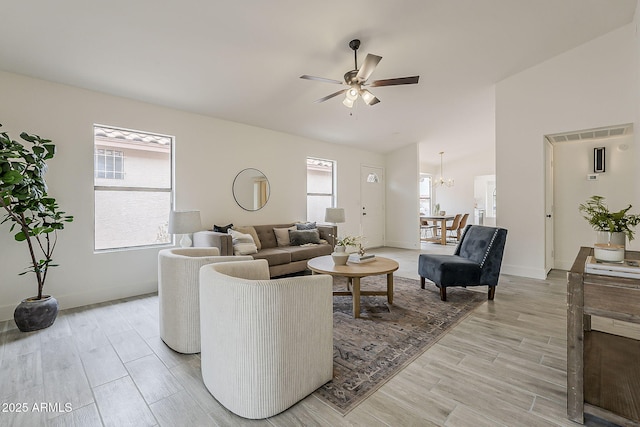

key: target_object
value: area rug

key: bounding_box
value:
[313,275,486,415]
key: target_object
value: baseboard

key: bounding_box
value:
[0,281,158,322]
[385,240,420,250]
[554,260,575,271]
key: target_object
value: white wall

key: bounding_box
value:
[553,134,636,270]
[431,151,495,221]
[496,23,638,279]
[474,174,496,220]
[0,70,384,321]
[386,143,420,249]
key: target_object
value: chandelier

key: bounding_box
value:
[435,151,454,187]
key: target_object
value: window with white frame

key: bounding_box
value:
[419,174,432,216]
[306,157,336,223]
[94,125,173,251]
[94,149,124,179]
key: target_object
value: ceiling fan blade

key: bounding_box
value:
[314,89,347,103]
[369,76,420,87]
[300,75,344,85]
[355,54,382,82]
[360,89,380,106]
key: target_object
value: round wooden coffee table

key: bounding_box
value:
[307,255,399,318]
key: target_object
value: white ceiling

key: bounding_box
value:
[0,1,636,166]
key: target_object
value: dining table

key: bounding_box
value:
[420,215,455,245]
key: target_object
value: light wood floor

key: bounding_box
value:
[0,245,631,426]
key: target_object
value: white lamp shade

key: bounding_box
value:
[325,207,345,224]
[168,210,202,234]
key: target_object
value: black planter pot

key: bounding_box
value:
[14,295,59,332]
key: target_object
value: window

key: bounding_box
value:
[94,149,124,179]
[419,174,432,216]
[306,157,335,223]
[94,125,173,251]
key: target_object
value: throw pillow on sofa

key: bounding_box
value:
[213,223,234,233]
[228,229,258,255]
[232,225,262,250]
[296,221,316,230]
[289,229,321,246]
[274,226,296,246]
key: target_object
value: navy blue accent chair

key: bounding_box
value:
[418,225,507,301]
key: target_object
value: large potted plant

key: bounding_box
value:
[0,124,73,332]
[579,195,640,262]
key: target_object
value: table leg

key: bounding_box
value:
[440,219,447,245]
[387,273,394,304]
[352,277,361,318]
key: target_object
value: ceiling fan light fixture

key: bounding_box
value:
[301,39,419,108]
[360,89,378,106]
[346,87,359,100]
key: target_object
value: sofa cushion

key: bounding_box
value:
[250,248,291,266]
[418,254,481,286]
[279,244,333,262]
[289,229,321,246]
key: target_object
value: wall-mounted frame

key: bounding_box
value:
[594,147,605,173]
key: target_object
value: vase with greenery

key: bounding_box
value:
[334,235,360,249]
[0,124,73,331]
[578,195,640,245]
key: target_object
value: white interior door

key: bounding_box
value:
[360,165,385,248]
[545,139,555,274]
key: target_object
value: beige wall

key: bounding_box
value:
[0,70,384,321]
[496,23,638,279]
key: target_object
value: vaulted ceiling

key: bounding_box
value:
[0,1,636,165]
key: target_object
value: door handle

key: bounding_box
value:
[546,214,552,218]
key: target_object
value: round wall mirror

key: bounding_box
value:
[232,168,270,211]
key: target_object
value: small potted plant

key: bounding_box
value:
[579,195,640,262]
[334,235,360,251]
[0,125,73,331]
[331,235,360,265]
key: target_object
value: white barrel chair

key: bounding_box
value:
[199,259,333,419]
[158,247,252,353]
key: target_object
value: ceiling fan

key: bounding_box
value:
[300,39,419,108]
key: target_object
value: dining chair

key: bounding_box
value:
[444,214,462,240]
[420,219,438,240]
[453,213,469,241]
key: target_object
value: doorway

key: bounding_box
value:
[544,123,634,272]
[360,165,385,248]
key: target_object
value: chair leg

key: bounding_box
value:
[488,286,496,300]
[420,276,425,289]
[439,286,447,301]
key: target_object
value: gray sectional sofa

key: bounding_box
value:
[193,223,336,277]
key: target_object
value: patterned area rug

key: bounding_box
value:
[313,275,486,415]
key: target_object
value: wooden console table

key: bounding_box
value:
[567,247,640,426]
